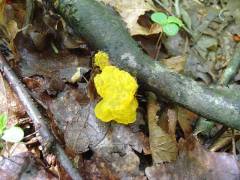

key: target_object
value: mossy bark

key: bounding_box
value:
[56,0,240,130]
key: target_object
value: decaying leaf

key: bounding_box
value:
[97,0,161,35]
[0,72,25,126]
[225,0,240,24]
[147,93,177,164]
[95,144,141,179]
[6,20,19,41]
[166,108,177,137]
[180,7,192,30]
[209,130,240,152]
[0,0,6,24]
[177,106,198,137]
[0,1,26,54]
[185,50,213,84]
[145,137,240,180]
[49,87,109,153]
[162,34,186,56]
[15,34,90,95]
[0,73,8,115]
[93,123,149,178]
[2,142,28,158]
[162,55,186,73]
[0,152,57,180]
[80,155,118,180]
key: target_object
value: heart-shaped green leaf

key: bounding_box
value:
[163,23,179,36]
[151,12,168,25]
[167,16,184,27]
[2,126,24,143]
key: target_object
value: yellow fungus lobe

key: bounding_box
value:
[93,52,138,125]
[94,51,110,70]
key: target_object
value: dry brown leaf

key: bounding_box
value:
[177,106,198,137]
[209,130,240,152]
[2,142,28,157]
[0,152,57,180]
[79,155,119,180]
[15,34,90,96]
[0,0,6,24]
[0,73,25,126]
[93,123,147,178]
[4,79,25,126]
[49,87,109,153]
[147,93,177,164]
[0,73,8,115]
[167,108,177,136]
[97,0,161,35]
[7,20,18,41]
[162,56,186,73]
[145,137,240,180]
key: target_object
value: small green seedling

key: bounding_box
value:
[151,12,183,36]
[0,114,24,143]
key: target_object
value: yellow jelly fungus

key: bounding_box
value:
[94,51,110,70]
[93,52,138,124]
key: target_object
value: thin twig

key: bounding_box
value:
[0,53,82,180]
[154,32,162,60]
[174,0,180,17]
[54,144,82,180]
[0,54,54,150]
[23,0,35,35]
[232,129,236,156]
[219,43,240,85]
[204,126,228,149]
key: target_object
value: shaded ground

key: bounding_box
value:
[0,0,240,179]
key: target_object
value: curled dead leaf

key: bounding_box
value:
[147,92,177,164]
[49,87,109,153]
[146,137,240,180]
[97,0,161,35]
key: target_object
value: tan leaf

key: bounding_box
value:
[7,20,19,41]
[0,0,6,24]
[146,137,240,180]
[167,108,177,136]
[147,93,177,164]
[162,55,186,73]
[209,130,240,152]
[6,20,19,50]
[97,0,161,35]
[177,106,198,137]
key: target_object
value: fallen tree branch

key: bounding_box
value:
[0,54,82,180]
[195,43,240,135]
[55,0,240,130]
[0,55,54,149]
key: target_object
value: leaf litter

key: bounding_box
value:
[0,0,240,179]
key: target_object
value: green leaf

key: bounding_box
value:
[167,16,184,27]
[2,126,24,143]
[151,12,168,25]
[163,23,179,36]
[0,114,7,135]
[180,7,192,30]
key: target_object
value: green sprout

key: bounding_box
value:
[0,114,24,143]
[151,12,183,36]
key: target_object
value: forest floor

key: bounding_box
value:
[0,0,240,179]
